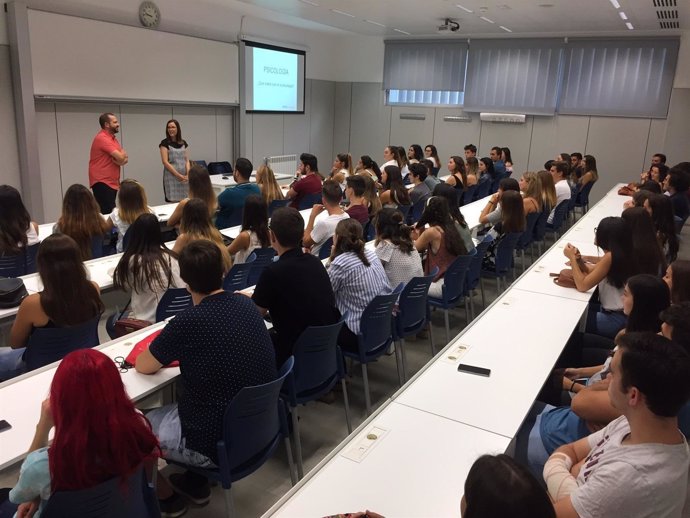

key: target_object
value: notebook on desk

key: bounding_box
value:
[124,329,179,368]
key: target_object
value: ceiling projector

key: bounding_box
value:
[438,18,460,32]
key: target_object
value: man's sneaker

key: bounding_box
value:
[159,492,188,518]
[169,472,212,506]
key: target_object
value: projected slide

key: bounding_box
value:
[245,41,305,113]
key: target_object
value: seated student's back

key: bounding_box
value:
[0,185,39,257]
[56,184,109,260]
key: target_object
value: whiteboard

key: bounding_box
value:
[28,10,239,104]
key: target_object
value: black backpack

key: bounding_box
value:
[0,278,28,308]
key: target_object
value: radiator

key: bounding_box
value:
[265,154,297,177]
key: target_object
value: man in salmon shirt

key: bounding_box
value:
[89,112,128,213]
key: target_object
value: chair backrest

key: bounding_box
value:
[532,210,549,242]
[358,286,403,358]
[155,288,193,322]
[208,161,233,176]
[24,316,100,371]
[0,243,39,278]
[394,271,435,337]
[219,357,293,480]
[675,215,684,235]
[122,227,132,253]
[396,203,411,221]
[298,192,323,210]
[284,320,345,403]
[192,160,208,170]
[247,247,277,286]
[549,200,570,232]
[516,211,541,250]
[42,465,159,518]
[223,253,256,292]
[91,234,105,259]
[268,198,291,216]
[465,237,494,293]
[439,251,475,304]
[225,210,244,228]
[318,237,334,260]
[363,220,376,242]
[462,185,478,206]
[494,232,523,275]
[575,181,595,207]
[409,196,429,224]
[475,177,492,199]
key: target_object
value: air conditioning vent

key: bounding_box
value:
[653,0,676,6]
[659,20,680,28]
[479,112,526,124]
[656,9,678,19]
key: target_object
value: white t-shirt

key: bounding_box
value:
[570,415,689,518]
[548,179,572,224]
[109,207,152,253]
[128,255,183,323]
[233,230,263,264]
[310,212,349,257]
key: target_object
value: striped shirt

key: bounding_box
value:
[328,249,391,334]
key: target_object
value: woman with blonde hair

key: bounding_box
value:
[518,171,542,215]
[105,179,152,253]
[536,170,558,214]
[166,165,217,227]
[466,157,480,186]
[173,198,231,272]
[55,184,109,260]
[362,174,382,216]
[256,163,285,205]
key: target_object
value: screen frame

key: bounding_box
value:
[244,40,306,115]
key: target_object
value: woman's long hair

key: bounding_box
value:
[256,164,284,204]
[164,119,183,143]
[241,195,270,248]
[49,349,159,491]
[583,154,599,182]
[188,165,218,216]
[595,216,639,289]
[480,157,495,180]
[500,191,526,233]
[0,185,31,253]
[331,219,369,265]
[466,157,479,177]
[537,170,557,212]
[425,144,441,169]
[362,175,382,215]
[647,193,679,262]
[113,214,177,294]
[37,234,104,326]
[622,207,666,276]
[117,179,150,225]
[337,153,354,177]
[433,183,468,228]
[625,274,670,333]
[57,184,109,260]
[668,260,690,304]
[522,171,543,212]
[360,155,381,181]
[416,196,467,256]
[179,198,230,270]
[383,165,411,206]
[374,208,414,254]
[450,156,468,191]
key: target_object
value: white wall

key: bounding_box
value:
[0,45,20,190]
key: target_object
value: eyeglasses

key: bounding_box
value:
[113,356,133,373]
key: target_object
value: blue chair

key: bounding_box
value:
[318,237,333,260]
[428,252,475,345]
[674,215,684,235]
[532,210,550,256]
[247,247,277,286]
[475,177,492,200]
[490,172,508,194]
[281,320,350,478]
[408,195,429,224]
[341,285,403,415]
[463,237,493,317]
[0,243,39,278]
[24,316,100,371]
[298,192,322,210]
[168,358,297,518]
[225,210,244,228]
[515,212,540,271]
[462,184,478,206]
[545,200,570,241]
[193,160,208,170]
[393,268,437,383]
[574,181,595,217]
[480,232,522,300]
[363,220,376,242]
[208,161,232,176]
[396,203,411,221]
[268,198,291,216]
[122,227,132,252]
[90,234,106,259]
[155,288,193,322]
[223,252,256,292]
[41,465,159,518]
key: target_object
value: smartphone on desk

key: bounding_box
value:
[457,363,491,377]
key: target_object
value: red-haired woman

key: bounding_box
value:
[7,349,160,517]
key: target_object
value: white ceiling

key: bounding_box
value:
[234,0,687,38]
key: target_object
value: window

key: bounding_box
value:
[386,89,464,107]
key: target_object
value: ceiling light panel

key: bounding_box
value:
[499,25,512,32]
[609,0,621,8]
[456,4,473,13]
[626,22,634,29]
[619,11,628,20]
[479,16,495,23]
[393,28,411,35]
[330,9,355,17]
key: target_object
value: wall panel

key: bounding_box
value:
[309,80,335,169]
[34,103,61,221]
[389,107,436,158]
[478,118,534,174]
[432,108,481,161]
[528,115,590,171]
[0,45,21,190]
[349,83,391,167]
[283,80,312,162]
[333,82,352,155]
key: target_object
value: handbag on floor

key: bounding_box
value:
[0,278,28,308]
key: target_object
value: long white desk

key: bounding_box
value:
[264,401,510,518]
[210,172,293,195]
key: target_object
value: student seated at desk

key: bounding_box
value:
[215,157,261,229]
[374,208,423,289]
[255,163,285,205]
[112,213,183,323]
[251,207,340,368]
[664,260,690,304]
[543,333,690,518]
[0,234,103,381]
[136,240,277,514]
[344,175,370,225]
[173,198,231,272]
[166,165,217,228]
[537,169,557,215]
[226,194,270,264]
[361,174,382,217]
[0,185,39,258]
[408,163,432,207]
[55,184,109,261]
[478,177,520,227]
[379,165,411,210]
[646,193,680,262]
[103,178,153,253]
[328,219,391,352]
[481,190,525,273]
[413,196,469,298]
[286,153,323,209]
[518,171,542,215]
[432,184,475,254]
[663,166,690,223]
[303,180,349,257]
[621,207,666,276]
[6,349,160,518]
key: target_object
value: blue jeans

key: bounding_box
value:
[0,348,27,382]
[586,307,627,339]
[146,404,216,469]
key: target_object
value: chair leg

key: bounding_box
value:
[469,292,475,320]
[496,277,501,294]
[224,488,236,518]
[428,321,435,356]
[464,297,470,324]
[393,341,403,387]
[444,309,450,345]
[292,406,304,479]
[341,378,352,434]
[284,436,297,486]
[480,278,486,308]
[362,363,372,416]
[400,338,408,384]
